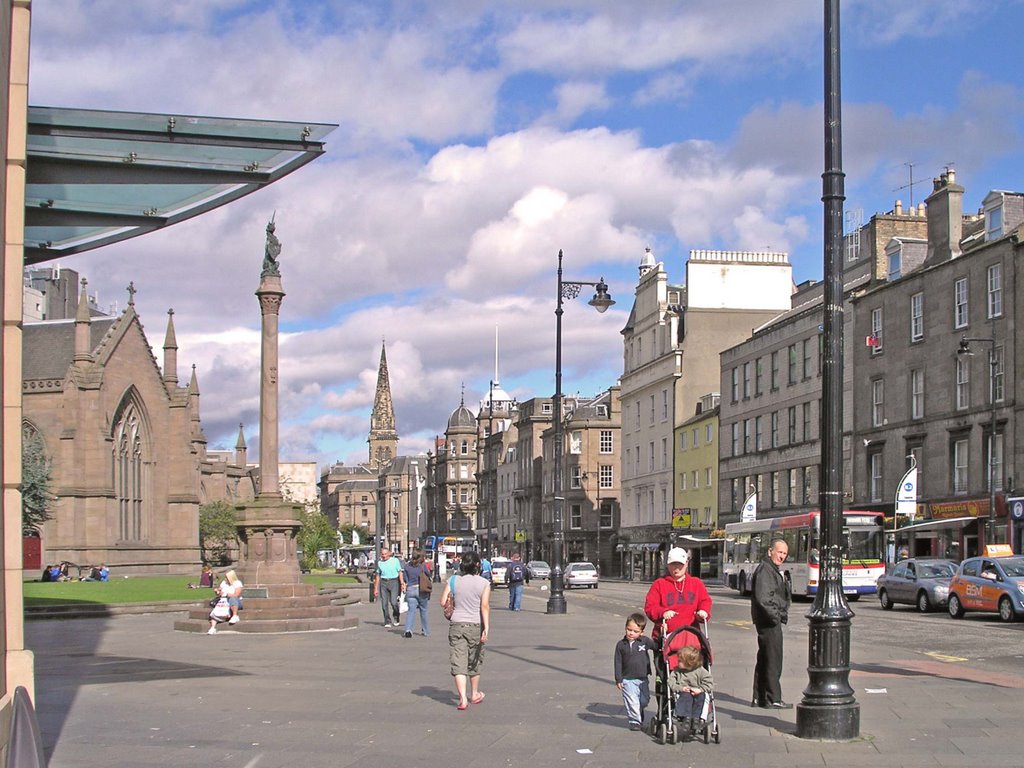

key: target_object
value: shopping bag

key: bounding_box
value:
[398,594,409,614]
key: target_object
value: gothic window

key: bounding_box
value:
[113,400,146,541]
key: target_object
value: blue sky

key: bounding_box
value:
[27,0,1024,468]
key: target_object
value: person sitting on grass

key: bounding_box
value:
[82,564,109,582]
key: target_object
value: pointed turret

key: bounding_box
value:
[188,364,207,458]
[73,278,93,364]
[163,309,178,387]
[235,423,248,467]
[368,340,399,468]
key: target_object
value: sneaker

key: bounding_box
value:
[207,627,217,635]
[384,623,392,628]
[228,615,240,625]
[404,631,412,638]
[628,723,642,731]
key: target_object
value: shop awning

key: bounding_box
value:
[896,516,977,534]
[24,106,336,263]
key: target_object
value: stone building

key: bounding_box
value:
[23,283,255,573]
[619,247,792,578]
[850,170,1022,556]
[477,376,517,556]
[717,203,928,525]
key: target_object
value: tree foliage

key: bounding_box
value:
[199,500,238,565]
[22,431,54,535]
[297,508,337,570]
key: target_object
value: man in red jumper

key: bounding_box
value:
[644,547,712,642]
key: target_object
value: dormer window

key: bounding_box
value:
[984,191,1005,241]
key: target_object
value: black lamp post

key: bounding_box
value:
[548,249,614,614]
[796,0,859,739]
[957,334,1001,545]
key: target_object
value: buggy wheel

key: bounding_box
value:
[713,726,721,744]
[703,726,710,745]
[667,727,677,744]
[656,723,667,745]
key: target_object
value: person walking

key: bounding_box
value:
[751,538,792,709]
[506,553,529,611]
[401,551,432,637]
[439,551,490,710]
[643,547,711,644]
[374,548,405,628]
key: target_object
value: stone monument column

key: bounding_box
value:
[234,219,302,586]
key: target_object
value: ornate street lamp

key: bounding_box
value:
[797,0,859,739]
[958,334,1001,545]
[548,249,614,614]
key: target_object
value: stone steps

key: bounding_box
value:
[174,615,359,633]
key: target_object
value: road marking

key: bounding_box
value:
[923,650,968,663]
[724,620,752,627]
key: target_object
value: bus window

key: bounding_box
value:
[796,530,809,562]
[845,525,884,563]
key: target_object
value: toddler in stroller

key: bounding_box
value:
[648,619,720,745]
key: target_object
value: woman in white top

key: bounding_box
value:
[439,552,490,710]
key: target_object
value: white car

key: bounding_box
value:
[489,558,511,588]
[565,561,599,589]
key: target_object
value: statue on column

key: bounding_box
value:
[262,216,282,278]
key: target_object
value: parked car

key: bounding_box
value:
[947,555,1024,622]
[489,558,511,588]
[876,558,957,612]
[526,560,551,580]
[565,561,599,589]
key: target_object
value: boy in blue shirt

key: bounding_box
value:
[613,612,657,730]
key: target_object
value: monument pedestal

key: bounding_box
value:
[234,495,303,586]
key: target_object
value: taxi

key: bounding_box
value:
[947,548,1024,623]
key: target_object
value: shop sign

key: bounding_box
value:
[930,499,988,519]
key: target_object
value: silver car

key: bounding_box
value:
[526,560,551,579]
[564,561,599,589]
[876,558,957,612]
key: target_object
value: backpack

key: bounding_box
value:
[509,563,525,583]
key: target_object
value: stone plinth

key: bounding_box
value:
[173,583,359,633]
[234,496,303,586]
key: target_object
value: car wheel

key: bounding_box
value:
[948,593,964,618]
[878,589,893,610]
[916,591,931,613]
[998,595,1017,623]
[594,582,598,590]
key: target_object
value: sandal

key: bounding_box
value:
[471,692,485,705]
[456,702,469,711]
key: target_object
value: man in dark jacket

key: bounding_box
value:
[751,539,791,709]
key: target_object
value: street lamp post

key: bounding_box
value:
[797,0,859,739]
[958,335,1000,545]
[548,249,614,615]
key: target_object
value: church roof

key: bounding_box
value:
[23,317,117,380]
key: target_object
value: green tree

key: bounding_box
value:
[297,508,337,571]
[199,500,238,565]
[22,429,54,535]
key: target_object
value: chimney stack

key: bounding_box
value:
[924,168,963,265]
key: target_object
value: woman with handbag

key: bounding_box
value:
[400,551,432,638]
[439,551,490,711]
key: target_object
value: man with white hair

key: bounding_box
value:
[643,546,712,642]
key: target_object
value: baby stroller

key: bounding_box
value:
[647,619,720,745]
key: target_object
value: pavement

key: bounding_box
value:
[25,580,1024,768]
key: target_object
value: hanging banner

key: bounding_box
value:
[741,489,757,522]
[894,457,918,520]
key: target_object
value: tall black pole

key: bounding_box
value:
[548,250,568,614]
[797,0,860,739]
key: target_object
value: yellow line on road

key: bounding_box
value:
[923,650,968,663]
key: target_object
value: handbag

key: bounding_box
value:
[398,593,409,614]
[443,575,456,621]
[210,598,230,620]
[419,569,433,595]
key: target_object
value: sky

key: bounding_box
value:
[26,0,1024,470]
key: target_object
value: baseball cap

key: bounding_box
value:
[666,547,690,565]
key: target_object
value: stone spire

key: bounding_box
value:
[73,278,93,364]
[163,309,178,387]
[188,364,207,458]
[235,422,248,467]
[368,339,399,468]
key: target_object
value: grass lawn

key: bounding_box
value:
[23,573,360,607]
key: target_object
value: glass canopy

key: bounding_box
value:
[24,106,336,264]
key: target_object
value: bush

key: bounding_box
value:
[199,500,238,565]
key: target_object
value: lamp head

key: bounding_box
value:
[588,278,615,313]
[957,336,972,356]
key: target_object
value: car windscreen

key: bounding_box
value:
[999,558,1024,577]
[919,562,956,578]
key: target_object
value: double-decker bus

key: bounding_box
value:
[723,511,886,599]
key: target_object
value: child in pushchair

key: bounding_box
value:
[648,619,720,745]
